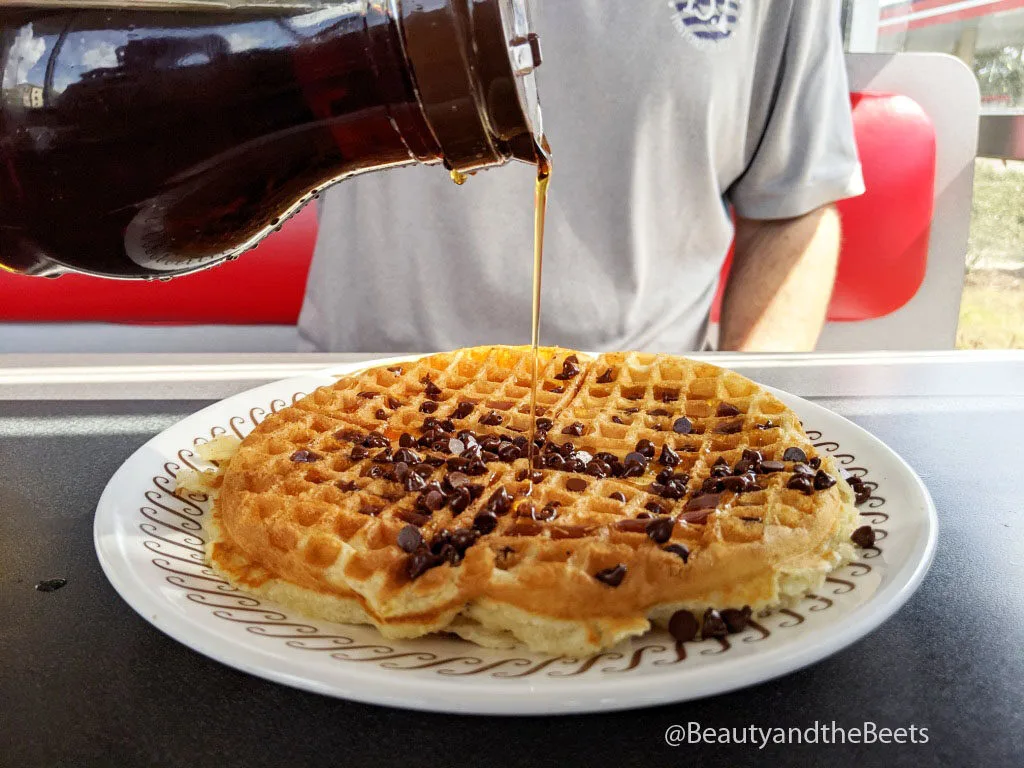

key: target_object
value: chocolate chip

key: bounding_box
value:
[759,460,785,474]
[596,368,615,384]
[792,462,814,477]
[685,493,720,511]
[813,470,837,490]
[536,417,553,431]
[655,444,680,468]
[562,422,585,436]
[545,453,566,471]
[443,471,469,492]
[611,416,625,425]
[668,610,699,642]
[715,420,744,434]
[334,429,364,443]
[450,401,475,419]
[364,465,385,479]
[787,475,813,495]
[594,564,626,587]
[701,477,723,494]
[662,478,688,500]
[783,447,807,463]
[702,609,729,638]
[721,475,755,493]
[387,396,402,410]
[642,500,663,515]
[357,391,378,399]
[534,504,559,522]
[554,354,581,380]
[489,444,514,463]
[624,452,648,469]
[350,446,369,460]
[418,489,446,512]
[851,525,876,548]
[646,517,674,544]
[565,477,589,493]
[363,432,390,448]
[721,607,752,634]
[809,457,822,470]
[419,401,438,414]
[635,439,656,459]
[609,492,627,502]
[393,448,420,465]
[741,449,762,465]
[289,450,322,463]
[756,421,776,430]
[387,366,403,374]
[406,550,439,580]
[479,411,503,426]
[854,486,872,506]
[448,528,477,552]
[672,417,693,435]
[486,487,513,516]
[448,487,472,515]
[733,459,755,476]
[422,378,443,399]
[429,530,453,555]
[663,543,690,563]
[463,460,488,476]
[716,402,741,417]
[397,525,423,553]
[372,408,385,420]
[403,472,427,492]
[473,511,498,534]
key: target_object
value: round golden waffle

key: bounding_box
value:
[205,346,859,656]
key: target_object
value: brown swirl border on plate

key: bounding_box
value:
[135,394,889,680]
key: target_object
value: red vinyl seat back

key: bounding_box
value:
[0,205,318,324]
[712,91,936,322]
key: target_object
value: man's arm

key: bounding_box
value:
[718,204,841,352]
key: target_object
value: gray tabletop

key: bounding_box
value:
[2,352,1022,767]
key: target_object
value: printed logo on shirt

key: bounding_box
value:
[668,0,740,48]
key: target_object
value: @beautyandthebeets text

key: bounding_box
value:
[665,721,930,749]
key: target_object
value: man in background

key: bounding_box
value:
[299,0,863,353]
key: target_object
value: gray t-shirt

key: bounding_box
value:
[299,0,864,353]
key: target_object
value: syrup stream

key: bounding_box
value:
[525,141,552,491]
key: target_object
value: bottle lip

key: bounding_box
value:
[398,0,543,172]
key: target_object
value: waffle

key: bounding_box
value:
[201,346,859,656]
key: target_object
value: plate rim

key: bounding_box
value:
[94,356,938,715]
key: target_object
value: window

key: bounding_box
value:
[842,0,1024,349]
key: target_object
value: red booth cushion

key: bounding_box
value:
[712,91,936,322]
[0,205,318,324]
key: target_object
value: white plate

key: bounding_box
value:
[94,356,937,715]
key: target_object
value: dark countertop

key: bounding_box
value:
[2,356,1023,767]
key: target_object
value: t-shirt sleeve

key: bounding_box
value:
[727,1,865,219]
